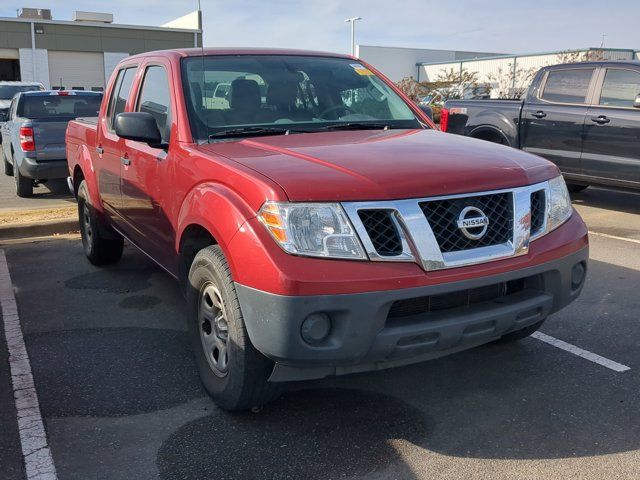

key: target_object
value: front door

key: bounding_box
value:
[519,67,597,175]
[119,62,176,267]
[581,67,640,187]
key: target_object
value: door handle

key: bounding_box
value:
[591,115,610,125]
[120,156,131,166]
[531,111,546,119]
[96,146,104,154]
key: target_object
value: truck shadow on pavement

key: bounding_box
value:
[571,187,640,215]
[8,241,640,478]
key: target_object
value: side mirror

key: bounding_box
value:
[634,95,640,108]
[115,112,165,148]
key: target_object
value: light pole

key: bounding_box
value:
[344,17,362,56]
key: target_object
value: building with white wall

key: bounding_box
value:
[0,8,202,91]
[418,48,640,98]
[356,45,505,82]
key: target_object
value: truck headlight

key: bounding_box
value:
[547,176,573,231]
[258,202,367,260]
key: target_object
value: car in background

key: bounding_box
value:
[442,61,640,193]
[2,90,102,197]
[0,81,44,138]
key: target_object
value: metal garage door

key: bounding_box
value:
[48,51,105,92]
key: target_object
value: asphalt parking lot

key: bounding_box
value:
[1,187,639,480]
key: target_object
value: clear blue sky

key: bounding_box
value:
[1,0,638,55]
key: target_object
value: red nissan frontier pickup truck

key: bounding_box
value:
[66,48,588,411]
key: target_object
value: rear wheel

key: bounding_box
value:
[187,245,282,411]
[77,180,124,265]
[567,183,588,193]
[494,319,545,343]
[14,165,33,197]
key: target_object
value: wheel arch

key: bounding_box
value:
[176,182,257,290]
[469,125,512,146]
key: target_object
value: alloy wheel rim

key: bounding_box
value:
[198,283,229,377]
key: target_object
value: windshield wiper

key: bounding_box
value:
[209,126,300,139]
[317,122,392,131]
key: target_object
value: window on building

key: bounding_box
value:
[541,68,594,104]
[136,65,172,143]
[599,69,640,107]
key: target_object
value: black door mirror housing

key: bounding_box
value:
[115,112,166,148]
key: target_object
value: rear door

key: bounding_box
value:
[96,66,137,221]
[119,60,176,266]
[519,66,598,174]
[581,66,640,187]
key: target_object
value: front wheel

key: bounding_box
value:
[1,147,12,176]
[187,245,282,411]
[77,180,124,265]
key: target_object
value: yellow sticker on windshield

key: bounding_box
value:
[350,63,374,76]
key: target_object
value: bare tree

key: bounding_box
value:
[395,76,429,103]
[486,63,537,99]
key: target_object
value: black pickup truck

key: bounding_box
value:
[442,61,640,192]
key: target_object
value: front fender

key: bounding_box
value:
[176,182,258,276]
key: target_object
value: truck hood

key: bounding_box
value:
[198,129,559,201]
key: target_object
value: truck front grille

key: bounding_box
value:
[530,189,546,236]
[419,193,513,253]
[358,209,403,256]
[342,180,554,272]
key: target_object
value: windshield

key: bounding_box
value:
[182,55,423,140]
[18,94,102,119]
[0,85,41,100]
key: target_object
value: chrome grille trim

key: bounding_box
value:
[342,180,553,272]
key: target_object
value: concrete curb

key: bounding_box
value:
[0,218,79,241]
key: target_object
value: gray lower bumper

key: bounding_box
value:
[19,157,68,180]
[236,247,588,382]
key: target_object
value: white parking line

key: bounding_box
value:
[532,331,631,373]
[588,231,640,245]
[0,250,58,480]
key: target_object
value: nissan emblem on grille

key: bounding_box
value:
[456,206,489,240]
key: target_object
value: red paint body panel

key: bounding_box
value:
[199,129,559,201]
[65,48,586,297]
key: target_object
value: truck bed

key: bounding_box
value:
[443,99,524,146]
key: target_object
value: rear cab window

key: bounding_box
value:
[540,68,595,104]
[598,68,640,108]
[18,93,102,119]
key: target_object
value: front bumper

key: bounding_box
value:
[18,157,68,180]
[236,246,588,382]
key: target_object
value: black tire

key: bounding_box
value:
[567,183,588,193]
[494,319,545,344]
[187,245,282,411]
[14,165,33,197]
[1,148,12,176]
[77,180,124,265]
